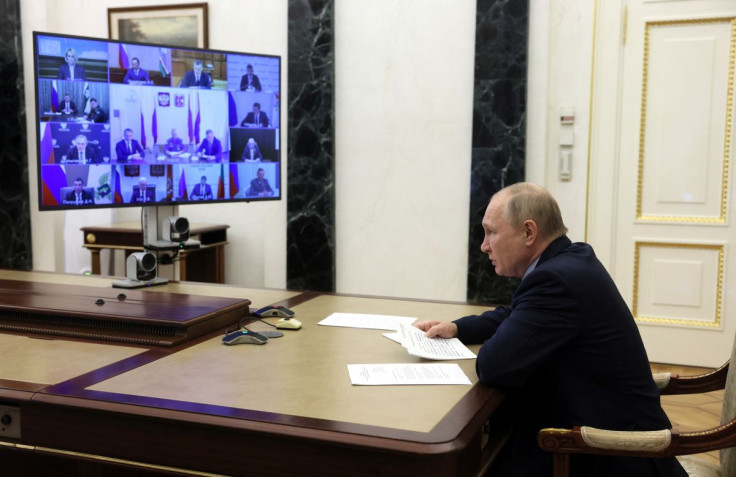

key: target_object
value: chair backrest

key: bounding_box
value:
[720,332,736,473]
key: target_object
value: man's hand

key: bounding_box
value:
[413,320,458,339]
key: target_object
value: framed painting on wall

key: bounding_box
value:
[108,3,209,48]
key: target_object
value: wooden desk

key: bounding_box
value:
[81,222,229,283]
[0,270,506,476]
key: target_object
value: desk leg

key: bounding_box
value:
[179,252,188,282]
[217,245,225,283]
[90,250,101,275]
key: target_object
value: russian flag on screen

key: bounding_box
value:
[229,164,239,198]
[194,93,201,144]
[119,44,129,70]
[41,165,67,206]
[140,107,146,148]
[178,168,188,200]
[51,80,59,112]
[40,122,56,164]
[187,99,193,143]
[152,106,158,144]
[228,92,238,127]
[113,166,123,203]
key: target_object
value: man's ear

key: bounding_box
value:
[522,220,538,245]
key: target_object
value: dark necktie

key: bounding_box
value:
[76,193,81,205]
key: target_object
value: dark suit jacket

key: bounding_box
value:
[115,139,145,163]
[123,68,150,84]
[455,236,686,477]
[66,145,100,164]
[130,187,155,204]
[239,73,262,91]
[86,106,107,123]
[180,70,211,89]
[196,138,222,161]
[191,183,213,200]
[240,112,269,128]
[241,144,263,161]
[57,64,86,81]
[63,189,94,205]
[59,100,77,115]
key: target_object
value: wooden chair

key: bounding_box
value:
[537,347,736,477]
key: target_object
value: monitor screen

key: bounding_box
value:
[33,31,282,210]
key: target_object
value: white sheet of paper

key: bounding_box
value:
[397,322,476,360]
[348,363,472,385]
[318,312,417,331]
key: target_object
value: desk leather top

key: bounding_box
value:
[89,294,489,433]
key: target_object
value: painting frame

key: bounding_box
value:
[108,3,209,49]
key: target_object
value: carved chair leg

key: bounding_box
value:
[553,453,570,477]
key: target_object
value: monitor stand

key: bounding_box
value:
[111,205,200,289]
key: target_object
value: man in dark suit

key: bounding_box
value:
[86,98,107,123]
[179,60,211,89]
[130,177,155,204]
[115,128,145,163]
[63,177,94,205]
[66,134,99,164]
[196,129,222,161]
[239,64,262,92]
[414,183,687,477]
[60,93,77,115]
[241,138,263,161]
[122,57,151,84]
[190,176,213,200]
[240,102,269,128]
[57,48,86,81]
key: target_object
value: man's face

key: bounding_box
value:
[247,66,253,75]
[200,178,206,186]
[64,95,71,102]
[257,170,265,180]
[253,105,260,114]
[73,180,83,192]
[90,100,97,108]
[125,130,133,141]
[76,140,86,152]
[131,59,140,70]
[171,130,178,138]
[194,63,203,74]
[65,52,76,66]
[140,181,147,190]
[480,193,531,278]
[207,132,214,141]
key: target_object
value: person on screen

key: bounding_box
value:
[190,176,213,201]
[130,177,155,204]
[123,57,151,84]
[115,128,145,163]
[412,183,687,477]
[241,138,263,162]
[66,134,99,164]
[86,98,107,123]
[57,48,86,81]
[240,102,269,128]
[164,129,185,157]
[63,177,94,206]
[239,64,262,92]
[196,129,222,161]
[248,168,273,197]
[60,93,77,115]
[179,60,211,89]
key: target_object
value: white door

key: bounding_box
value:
[591,0,736,367]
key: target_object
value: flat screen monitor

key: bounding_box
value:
[33,31,282,210]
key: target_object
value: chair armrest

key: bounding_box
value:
[657,361,728,395]
[539,417,736,458]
